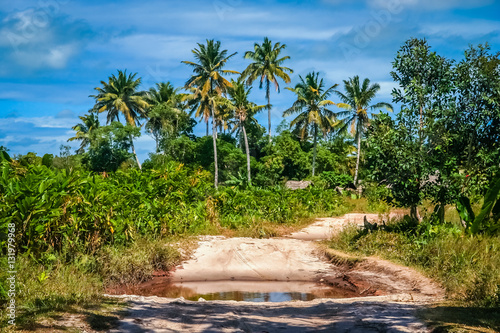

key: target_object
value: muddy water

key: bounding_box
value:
[108,276,364,302]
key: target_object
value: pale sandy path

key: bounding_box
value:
[108,213,443,333]
[171,237,336,282]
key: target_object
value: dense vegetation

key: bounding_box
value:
[1,37,499,329]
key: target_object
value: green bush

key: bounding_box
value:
[320,171,353,189]
[330,217,500,307]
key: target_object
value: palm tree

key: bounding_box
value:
[145,82,187,152]
[227,80,265,186]
[334,76,393,186]
[91,70,149,170]
[182,39,238,189]
[241,37,293,142]
[284,72,338,176]
[68,110,100,154]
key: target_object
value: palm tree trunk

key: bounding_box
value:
[312,124,318,177]
[354,131,361,186]
[130,134,142,170]
[212,107,218,189]
[242,123,251,186]
[206,120,209,137]
[266,79,271,142]
[210,80,218,189]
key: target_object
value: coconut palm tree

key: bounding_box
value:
[182,39,239,189]
[91,70,149,169]
[334,76,393,186]
[68,110,100,154]
[241,37,293,142]
[284,72,338,176]
[227,80,265,186]
[145,82,188,152]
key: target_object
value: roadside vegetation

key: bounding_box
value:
[1,37,499,331]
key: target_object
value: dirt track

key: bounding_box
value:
[107,213,444,332]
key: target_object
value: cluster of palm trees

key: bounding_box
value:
[72,37,392,188]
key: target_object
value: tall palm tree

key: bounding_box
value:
[68,110,100,154]
[334,76,393,186]
[182,39,238,189]
[91,70,149,170]
[145,82,187,152]
[242,37,293,142]
[227,80,265,186]
[284,72,338,176]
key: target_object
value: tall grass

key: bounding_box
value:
[330,218,500,306]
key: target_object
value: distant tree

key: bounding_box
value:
[83,122,139,173]
[91,70,149,170]
[68,110,100,154]
[145,82,189,152]
[41,154,53,168]
[182,39,238,189]
[242,37,293,141]
[227,79,265,185]
[334,76,393,186]
[284,72,338,177]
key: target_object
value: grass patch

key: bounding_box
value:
[97,237,187,286]
[0,237,186,330]
[329,217,500,307]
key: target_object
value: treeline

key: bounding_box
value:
[4,37,500,232]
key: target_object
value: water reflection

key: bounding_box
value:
[188,291,317,302]
[108,278,364,302]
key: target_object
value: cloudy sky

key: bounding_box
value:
[1,0,499,161]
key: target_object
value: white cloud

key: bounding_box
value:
[420,20,500,38]
[3,116,77,129]
[13,43,79,69]
[0,8,92,71]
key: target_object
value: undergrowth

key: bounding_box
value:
[330,217,500,307]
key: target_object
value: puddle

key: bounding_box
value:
[108,277,367,302]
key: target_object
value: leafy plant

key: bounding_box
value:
[457,175,500,234]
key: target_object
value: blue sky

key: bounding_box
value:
[1,0,499,162]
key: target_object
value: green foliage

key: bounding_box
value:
[41,154,53,168]
[241,37,293,139]
[0,159,344,255]
[257,131,310,184]
[365,113,423,210]
[320,171,353,189]
[367,39,500,219]
[333,75,393,185]
[0,161,212,254]
[17,152,42,167]
[68,111,100,154]
[284,71,338,176]
[456,175,500,234]
[0,151,11,163]
[330,217,500,307]
[214,187,343,229]
[82,122,139,172]
[450,44,500,191]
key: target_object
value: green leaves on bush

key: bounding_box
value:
[457,175,500,234]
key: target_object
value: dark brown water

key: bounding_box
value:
[108,277,366,302]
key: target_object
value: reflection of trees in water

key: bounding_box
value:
[112,279,364,301]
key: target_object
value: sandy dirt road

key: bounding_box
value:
[108,213,444,332]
